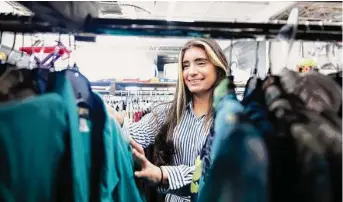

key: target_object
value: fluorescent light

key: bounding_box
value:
[125,86,141,91]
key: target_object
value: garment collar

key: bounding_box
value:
[186,99,207,119]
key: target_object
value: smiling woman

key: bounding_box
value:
[113,38,228,202]
[182,47,218,97]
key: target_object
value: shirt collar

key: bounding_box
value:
[186,99,193,111]
[186,99,207,119]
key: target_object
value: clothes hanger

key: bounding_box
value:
[0,30,6,72]
[0,30,2,48]
[62,34,93,108]
[241,41,266,106]
[227,37,236,92]
[14,33,26,68]
[71,35,79,71]
[325,42,342,86]
[243,40,260,96]
[332,42,342,78]
[277,8,299,70]
[262,36,294,108]
[267,40,272,76]
[63,68,93,107]
[4,32,17,65]
[66,34,72,69]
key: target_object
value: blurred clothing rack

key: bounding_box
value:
[0,13,342,41]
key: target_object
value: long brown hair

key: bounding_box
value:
[153,38,228,166]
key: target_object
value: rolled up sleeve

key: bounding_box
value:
[122,103,170,148]
[157,165,195,196]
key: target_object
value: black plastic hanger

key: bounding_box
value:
[243,40,260,95]
[72,63,79,71]
[60,34,92,108]
[66,34,73,69]
[241,41,265,106]
[63,68,93,108]
[227,37,236,91]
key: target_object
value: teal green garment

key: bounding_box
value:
[91,92,144,202]
[111,118,146,202]
[0,94,73,202]
[79,118,92,182]
[90,92,118,202]
[51,71,89,202]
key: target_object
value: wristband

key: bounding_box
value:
[158,167,163,186]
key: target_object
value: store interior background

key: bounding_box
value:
[0,1,341,83]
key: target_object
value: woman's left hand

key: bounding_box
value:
[132,148,163,186]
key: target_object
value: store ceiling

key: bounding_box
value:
[99,1,342,23]
[273,2,342,23]
[1,1,342,58]
[99,1,295,22]
[2,1,341,23]
[94,1,342,59]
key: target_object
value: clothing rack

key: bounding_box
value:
[0,13,341,41]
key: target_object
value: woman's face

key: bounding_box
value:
[182,46,217,96]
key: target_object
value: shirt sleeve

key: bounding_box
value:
[122,103,170,148]
[156,165,195,197]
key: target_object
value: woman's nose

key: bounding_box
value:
[188,64,198,75]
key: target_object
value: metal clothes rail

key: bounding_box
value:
[0,13,342,41]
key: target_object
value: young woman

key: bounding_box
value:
[115,38,228,202]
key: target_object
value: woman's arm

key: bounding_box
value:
[131,143,195,197]
[157,165,195,196]
[110,103,169,148]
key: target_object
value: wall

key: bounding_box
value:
[269,41,342,75]
[229,40,342,80]
[1,33,157,81]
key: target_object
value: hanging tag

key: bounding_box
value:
[79,117,90,133]
[78,107,89,119]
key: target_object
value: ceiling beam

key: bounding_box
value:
[249,2,297,23]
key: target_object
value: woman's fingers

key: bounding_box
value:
[132,148,148,166]
[134,164,161,185]
[130,138,145,155]
[134,170,149,178]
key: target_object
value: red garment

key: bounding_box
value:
[19,47,72,55]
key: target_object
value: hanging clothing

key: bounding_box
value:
[279,69,342,114]
[262,75,331,202]
[0,67,146,202]
[194,71,339,202]
[0,71,88,202]
[123,101,211,202]
[53,71,146,202]
[110,116,146,202]
[279,69,342,202]
[196,78,268,202]
[192,77,272,202]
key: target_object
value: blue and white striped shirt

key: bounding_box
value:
[124,101,212,202]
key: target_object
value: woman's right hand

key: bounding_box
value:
[130,137,145,156]
[130,137,165,186]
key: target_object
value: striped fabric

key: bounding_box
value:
[123,102,212,202]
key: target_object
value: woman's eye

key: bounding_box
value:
[183,65,189,70]
[197,62,206,66]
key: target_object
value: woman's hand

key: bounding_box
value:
[130,138,165,186]
[130,137,145,156]
[132,148,163,185]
